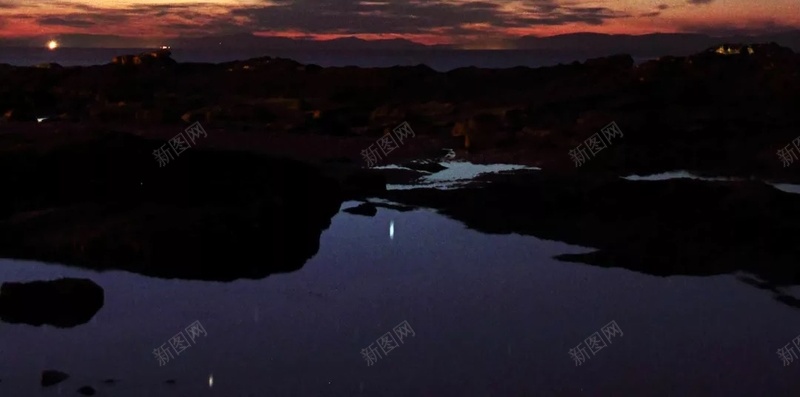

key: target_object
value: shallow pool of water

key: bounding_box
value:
[621,170,740,182]
[379,161,540,190]
[621,170,800,197]
[1,201,800,396]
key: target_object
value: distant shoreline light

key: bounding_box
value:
[47,40,58,50]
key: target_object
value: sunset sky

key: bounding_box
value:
[0,0,798,48]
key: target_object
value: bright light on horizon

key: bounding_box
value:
[47,40,58,50]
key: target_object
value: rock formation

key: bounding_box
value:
[111,49,176,67]
[41,370,69,387]
[0,278,104,328]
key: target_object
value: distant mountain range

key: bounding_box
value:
[1,31,798,54]
[171,34,454,50]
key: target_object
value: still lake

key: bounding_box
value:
[2,198,800,396]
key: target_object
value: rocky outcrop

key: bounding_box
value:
[35,63,63,69]
[0,278,104,328]
[2,109,35,122]
[112,49,175,67]
[41,370,69,387]
[378,172,800,287]
[451,112,514,151]
[343,202,378,216]
[0,42,796,182]
[0,130,369,281]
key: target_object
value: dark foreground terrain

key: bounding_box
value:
[3,45,800,396]
[2,43,799,179]
[0,43,799,288]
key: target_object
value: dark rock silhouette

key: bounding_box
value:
[35,63,63,69]
[378,172,800,288]
[2,43,800,286]
[342,170,387,196]
[344,202,378,216]
[0,278,103,328]
[0,44,797,180]
[451,112,511,152]
[0,130,362,281]
[111,49,175,67]
[41,370,69,387]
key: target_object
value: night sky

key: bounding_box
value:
[0,0,798,48]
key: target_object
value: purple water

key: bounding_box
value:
[2,201,800,396]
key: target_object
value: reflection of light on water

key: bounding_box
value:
[209,374,213,388]
[384,161,540,190]
[622,172,800,196]
[425,161,538,182]
[621,171,739,182]
[389,221,394,240]
[771,183,800,194]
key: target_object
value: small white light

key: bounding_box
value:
[389,221,394,240]
[209,374,213,388]
[36,117,47,123]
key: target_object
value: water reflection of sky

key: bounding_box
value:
[622,170,800,195]
[621,170,740,182]
[377,161,540,190]
[2,201,800,396]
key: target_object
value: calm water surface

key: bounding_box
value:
[621,170,800,194]
[1,200,800,396]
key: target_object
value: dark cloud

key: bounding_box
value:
[54,33,155,47]
[3,0,627,43]
[687,0,714,4]
[47,2,103,11]
[640,3,668,17]
[38,13,130,28]
[38,17,97,27]
[228,0,627,35]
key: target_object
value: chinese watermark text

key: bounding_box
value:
[153,320,208,367]
[569,121,623,168]
[361,320,415,366]
[153,122,209,168]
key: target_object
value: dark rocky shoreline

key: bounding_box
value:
[1,43,799,179]
[0,128,384,280]
[0,43,799,288]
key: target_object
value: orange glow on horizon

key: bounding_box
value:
[0,0,796,48]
